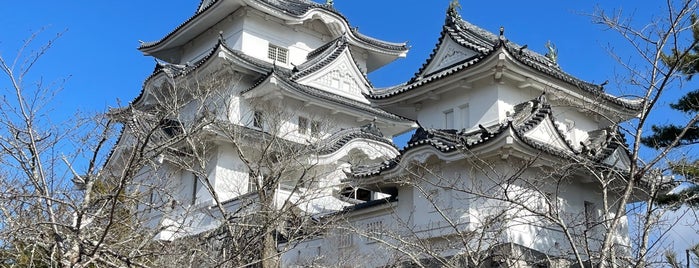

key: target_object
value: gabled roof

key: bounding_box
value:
[366,7,643,111]
[290,35,371,87]
[243,70,413,124]
[351,94,631,179]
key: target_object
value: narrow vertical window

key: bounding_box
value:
[444,109,454,129]
[248,173,258,193]
[584,201,597,229]
[253,110,263,129]
[459,104,470,129]
[298,116,308,134]
[191,175,201,206]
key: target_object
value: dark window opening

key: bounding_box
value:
[253,111,264,129]
[160,118,183,137]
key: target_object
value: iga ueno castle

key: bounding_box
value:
[106,0,645,266]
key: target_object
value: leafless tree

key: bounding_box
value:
[0,31,336,268]
[296,1,699,268]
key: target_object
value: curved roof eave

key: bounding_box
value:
[140,0,407,57]
[316,135,400,165]
[139,0,240,53]
[133,39,270,108]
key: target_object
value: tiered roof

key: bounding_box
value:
[351,94,631,179]
[367,7,643,111]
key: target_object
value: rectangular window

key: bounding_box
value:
[338,233,353,248]
[366,220,384,243]
[298,116,308,135]
[459,104,470,129]
[248,172,258,193]
[584,201,597,229]
[267,44,288,64]
[444,109,454,129]
[253,110,264,129]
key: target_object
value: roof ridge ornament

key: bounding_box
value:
[218,31,225,43]
[448,0,461,17]
[545,40,558,65]
[498,26,506,42]
[326,0,333,6]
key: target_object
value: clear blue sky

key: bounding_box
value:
[1,0,662,115]
[2,0,696,257]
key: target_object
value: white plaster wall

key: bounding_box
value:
[178,9,341,69]
[180,15,245,64]
[241,14,329,68]
[226,78,254,124]
[417,81,500,130]
[551,108,598,148]
[497,81,542,118]
[211,143,250,202]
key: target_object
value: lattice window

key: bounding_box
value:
[267,44,288,64]
[338,233,353,248]
[366,220,384,243]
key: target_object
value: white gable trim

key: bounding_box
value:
[522,118,571,152]
[421,37,478,76]
[296,49,371,103]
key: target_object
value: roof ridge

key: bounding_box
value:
[317,126,396,155]
[291,37,348,80]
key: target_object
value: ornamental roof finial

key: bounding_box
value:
[545,40,558,65]
[326,0,333,6]
[448,0,461,15]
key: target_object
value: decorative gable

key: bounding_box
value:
[296,48,371,103]
[420,37,478,77]
[522,117,572,152]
